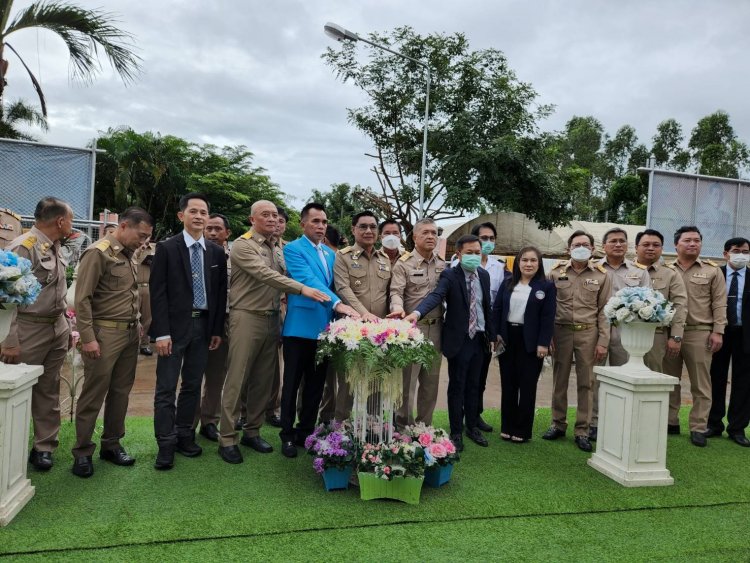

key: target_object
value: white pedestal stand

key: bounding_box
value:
[0,362,42,526]
[588,362,679,487]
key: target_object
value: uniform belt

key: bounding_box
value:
[684,324,712,331]
[191,310,208,318]
[17,312,63,324]
[556,323,594,331]
[655,327,664,334]
[93,319,137,330]
[138,283,149,287]
[246,310,279,317]
[418,317,440,326]
[509,322,523,327]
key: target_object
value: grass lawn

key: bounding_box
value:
[1,409,749,562]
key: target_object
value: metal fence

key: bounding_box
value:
[0,137,97,220]
[642,167,750,258]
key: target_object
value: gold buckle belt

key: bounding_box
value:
[247,310,279,317]
[655,327,664,334]
[556,323,594,331]
[418,317,440,326]
[138,283,149,287]
[94,319,137,330]
[17,312,62,324]
[684,324,712,332]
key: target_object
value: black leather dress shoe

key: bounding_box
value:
[574,436,593,452]
[690,431,707,447]
[235,417,246,431]
[476,416,493,433]
[28,449,53,471]
[72,456,94,478]
[100,447,135,466]
[154,446,175,470]
[175,437,202,457]
[542,427,565,440]
[450,434,464,453]
[703,427,722,438]
[219,445,244,464]
[281,441,298,458]
[667,424,681,435]
[241,434,274,453]
[139,347,153,356]
[729,434,750,447]
[266,414,282,428]
[466,427,489,447]
[588,426,598,441]
[199,423,219,442]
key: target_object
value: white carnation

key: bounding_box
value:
[638,305,655,320]
[0,266,21,281]
[615,308,634,323]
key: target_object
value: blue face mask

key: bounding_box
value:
[461,254,481,272]
[481,241,494,255]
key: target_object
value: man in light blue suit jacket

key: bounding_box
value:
[279,203,359,457]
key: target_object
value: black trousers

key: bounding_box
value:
[708,326,750,435]
[153,316,209,446]
[280,337,329,443]
[475,347,492,417]
[499,325,543,440]
[446,333,485,435]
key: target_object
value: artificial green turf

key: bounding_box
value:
[2,409,749,561]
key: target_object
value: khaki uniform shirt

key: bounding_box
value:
[669,258,728,334]
[2,226,68,348]
[549,259,612,348]
[636,261,688,339]
[599,258,650,294]
[0,208,22,250]
[334,243,391,318]
[389,250,446,320]
[75,234,139,344]
[228,229,303,313]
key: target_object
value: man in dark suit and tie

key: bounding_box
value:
[707,236,750,446]
[150,192,228,469]
[405,234,496,451]
[279,202,359,458]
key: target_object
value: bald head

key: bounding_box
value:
[249,200,279,237]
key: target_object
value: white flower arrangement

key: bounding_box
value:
[604,286,676,326]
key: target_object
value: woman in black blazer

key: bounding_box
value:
[493,246,556,443]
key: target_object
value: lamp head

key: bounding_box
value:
[324,22,358,42]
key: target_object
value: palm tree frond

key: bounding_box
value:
[5,1,142,84]
[0,97,46,140]
[5,42,47,115]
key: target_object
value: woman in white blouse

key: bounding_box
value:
[492,247,556,443]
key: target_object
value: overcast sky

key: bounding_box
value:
[4,0,749,209]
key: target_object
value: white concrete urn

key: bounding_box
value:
[0,304,17,343]
[619,321,658,366]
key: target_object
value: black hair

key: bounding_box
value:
[456,234,480,251]
[351,210,378,227]
[724,237,750,252]
[635,229,664,246]
[673,226,702,245]
[602,228,628,244]
[471,222,497,238]
[179,192,210,212]
[567,229,594,247]
[301,202,325,221]
[378,218,400,235]
[120,207,154,227]
[508,246,545,290]
[276,206,289,222]
[325,225,343,248]
[209,213,230,231]
[34,197,70,223]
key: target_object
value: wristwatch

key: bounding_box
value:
[670,336,682,343]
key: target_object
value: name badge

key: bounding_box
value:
[584,279,599,286]
[535,290,545,300]
[351,262,362,269]
[40,256,52,262]
[693,273,707,278]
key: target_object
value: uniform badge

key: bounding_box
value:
[535,290,545,300]
[584,279,599,286]
[693,273,707,278]
[351,262,362,269]
[41,256,52,262]
[354,280,362,287]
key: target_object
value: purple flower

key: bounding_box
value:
[313,457,325,474]
[304,434,316,450]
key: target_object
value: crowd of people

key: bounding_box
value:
[0,195,748,479]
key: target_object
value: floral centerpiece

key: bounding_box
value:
[0,249,41,308]
[317,318,437,444]
[604,287,675,326]
[358,439,425,504]
[305,421,355,491]
[401,423,459,488]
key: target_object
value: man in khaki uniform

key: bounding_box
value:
[544,230,611,452]
[71,207,154,477]
[217,200,328,464]
[0,207,23,250]
[636,229,688,433]
[662,226,727,447]
[193,213,231,442]
[333,210,392,420]
[590,228,651,439]
[379,218,404,266]
[134,241,155,355]
[388,217,445,428]
[0,198,73,471]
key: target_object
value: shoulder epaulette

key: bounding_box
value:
[634,262,647,270]
[551,260,564,269]
[706,259,719,267]
[340,246,353,254]
[596,263,607,274]
[21,235,36,250]
[94,239,111,252]
[399,251,412,262]
[665,262,676,269]
[0,208,21,221]
[240,230,253,240]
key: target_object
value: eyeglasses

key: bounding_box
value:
[356,224,378,231]
[571,243,592,249]
[605,239,627,246]
[478,236,496,242]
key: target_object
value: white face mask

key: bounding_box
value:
[381,235,400,250]
[570,246,592,261]
[729,253,750,268]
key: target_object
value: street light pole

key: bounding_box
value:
[324,22,430,219]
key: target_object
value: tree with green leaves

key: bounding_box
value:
[688,110,750,178]
[323,26,575,233]
[0,0,141,117]
[651,118,690,171]
[309,182,370,241]
[0,97,46,139]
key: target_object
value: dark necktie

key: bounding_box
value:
[191,244,206,309]
[468,273,477,338]
[728,271,739,327]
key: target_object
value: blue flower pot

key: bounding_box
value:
[424,463,453,488]
[323,466,352,491]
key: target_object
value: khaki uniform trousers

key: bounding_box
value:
[591,326,629,426]
[662,329,713,432]
[219,311,280,446]
[551,325,597,436]
[73,324,139,458]
[644,331,680,425]
[265,350,282,419]
[18,316,69,452]
[193,333,228,428]
[138,286,151,348]
[396,320,443,429]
